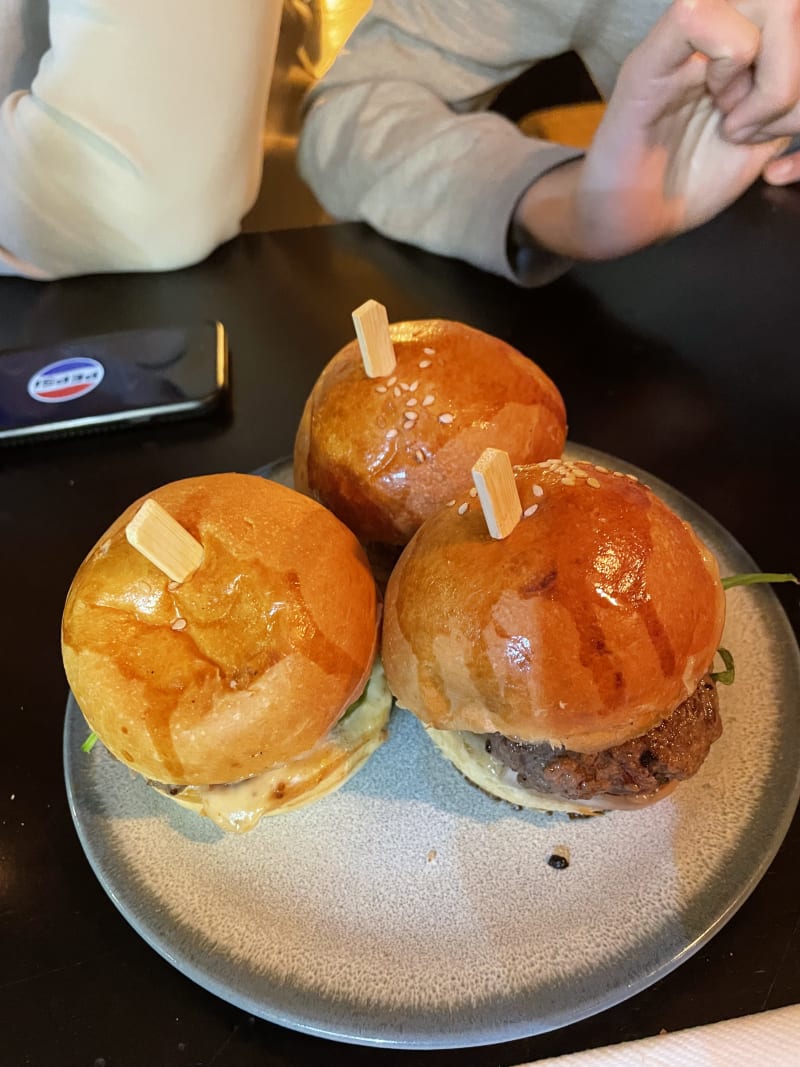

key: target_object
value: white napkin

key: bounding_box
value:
[519,1004,800,1066]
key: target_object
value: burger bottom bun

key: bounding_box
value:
[163,661,391,832]
[425,724,677,814]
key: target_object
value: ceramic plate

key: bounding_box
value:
[63,446,800,1048]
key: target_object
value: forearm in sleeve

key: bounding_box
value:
[298,0,586,285]
[300,80,581,284]
[0,0,278,279]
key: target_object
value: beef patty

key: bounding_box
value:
[484,675,721,800]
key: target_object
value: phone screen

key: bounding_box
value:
[0,322,228,442]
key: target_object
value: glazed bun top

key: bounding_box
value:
[62,474,378,786]
[294,320,566,546]
[382,458,725,753]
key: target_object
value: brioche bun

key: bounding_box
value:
[62,474,390,827]
[382,458,725,809]
[294,320,566,547]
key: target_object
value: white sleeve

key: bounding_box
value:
[0,0,279,279]
[298,0,584,285]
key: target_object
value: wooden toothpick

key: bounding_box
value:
[125,498,204,583]
[351,299,397,378]
[471,448,522,540]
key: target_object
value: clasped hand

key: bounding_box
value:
[517,0,800,260]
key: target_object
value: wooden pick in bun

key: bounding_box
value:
[62,473,391,832]
[293,319,566,551]
[382,458,726,814]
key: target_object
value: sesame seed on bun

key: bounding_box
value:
[294,320,566,549]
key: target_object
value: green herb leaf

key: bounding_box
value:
[81,732,99,754]
[711,647,735,686]
[341,689,368,721]
[721,573,798,591]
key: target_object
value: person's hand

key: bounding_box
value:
[722,0,800,186]
[514,0,800,260]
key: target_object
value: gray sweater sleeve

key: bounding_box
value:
[298,0,585,285]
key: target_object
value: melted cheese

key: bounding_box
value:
[171,660,392,832]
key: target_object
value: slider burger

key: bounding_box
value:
[62,473,391,832]
[382,456,726,813]
[294,312,566,557]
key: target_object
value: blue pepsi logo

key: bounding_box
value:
[27,356,105,404]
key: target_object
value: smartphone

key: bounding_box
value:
[0,321,229,444]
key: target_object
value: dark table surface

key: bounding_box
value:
[2,182,799,1067]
